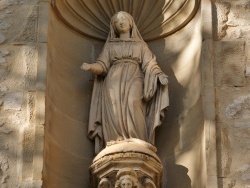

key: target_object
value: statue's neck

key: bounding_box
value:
[119,32,130,40]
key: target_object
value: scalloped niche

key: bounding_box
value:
[44,1,205,188]
[51,0,200,41]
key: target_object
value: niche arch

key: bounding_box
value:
[43,1,205,187]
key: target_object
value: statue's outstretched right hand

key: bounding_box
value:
[158,74,168,85]
[80,63,91,71]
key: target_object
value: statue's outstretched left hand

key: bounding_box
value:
[159,74,168,85]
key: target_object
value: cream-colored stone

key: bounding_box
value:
[90,139,161,188]
[81,12,169,153]
[0,55,6,64]
[14,6,38,44]
[3,92,23,110]
[0,33,6,44]
[214,2,231,40]
[225,95,250,119]
[36,44,46,91]
[44,2,205,187]
[214,41,246,87]
[246,41,250,77]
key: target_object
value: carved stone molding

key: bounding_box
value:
[51,0,200,41]
[90,139,162,188]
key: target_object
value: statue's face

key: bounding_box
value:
[114,13,131,34]
[121,178,133,188]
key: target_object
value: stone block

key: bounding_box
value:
[216,87,250,122]
[225,95,250,119]
[214,2,231,40]
[23,46,37,91]
[214,41,246,87]
[3,92,23,111]
[14,6,38,44]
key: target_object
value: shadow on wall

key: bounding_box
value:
[150,7,203,187]
[167,164,192,188]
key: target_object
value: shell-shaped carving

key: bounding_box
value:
[52,0,200,41]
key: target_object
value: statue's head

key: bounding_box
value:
[111,11,132,35]
[108,11,143,41]
[115,168,139,188]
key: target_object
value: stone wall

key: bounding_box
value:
[0,0,249,187]
[0,0,48,187]
[204,0,250,188]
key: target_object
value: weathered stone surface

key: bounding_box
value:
[1,175,9,184]
[0,127,13,134]
[0,55,7,64]
[0,118,5,126]
[246,41,250,77]
[242,174,250,181]
[0,33,6,44]
[0,50,9,57]
[0,157,9,172]
[3,92,23,110]
[0,69,8,82]
[214,41,246,87]
[238,164,250,173]
[14,6,38,43]
[214,2,231,40]
[225,95,250,119]
[0,86,8,92]
[0,21,11,30]
[0,0,44,187]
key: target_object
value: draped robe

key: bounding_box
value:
[88,39,169,149]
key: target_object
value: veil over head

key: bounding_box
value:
[108,11,143,42]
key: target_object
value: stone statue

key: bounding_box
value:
[81,11,169,153]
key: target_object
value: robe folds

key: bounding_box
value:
[88,40,169,149]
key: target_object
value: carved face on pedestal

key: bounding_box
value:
[114,12,131,34]
[120,178,133,188]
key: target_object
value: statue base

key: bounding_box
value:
[89,138,162,188]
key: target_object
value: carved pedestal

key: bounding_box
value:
[90,139,162,188]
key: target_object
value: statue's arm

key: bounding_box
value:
[142,43,168,86]
[81,43,110,75]
[80,62,106,75]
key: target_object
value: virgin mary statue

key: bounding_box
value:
[81,11,169,153]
